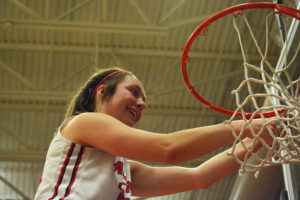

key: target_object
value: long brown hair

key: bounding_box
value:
[64,67,133,119]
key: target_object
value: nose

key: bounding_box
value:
[136,97,146,111]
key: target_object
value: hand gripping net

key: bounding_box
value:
[225,11,300,177]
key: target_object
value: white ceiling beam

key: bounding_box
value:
[49,62,94,91]
[0,19,168,35]
[163,15,210,28]
[102,0,107,21]
[10,0,41,19]
[0,42,263,61]
[0,175,32,200]
[108,47,123,66]
[150,70,244,97]
[0,91,68,103]
[129,0,151,26]
[159,0,187,25]
[94,34,99,67]
[0,104,66,112]
[55,0,93,20]
[0,150,46,162]
[0,59,38,90]
[0,123,36,151]
[44,0,50,19]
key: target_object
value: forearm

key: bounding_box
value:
[131,161,199,197]
[165,122,236,164]
[194,137,262,188]
[131,138,261,197]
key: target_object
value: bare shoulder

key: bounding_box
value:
[60,112,116,145]
[60,112,144,146]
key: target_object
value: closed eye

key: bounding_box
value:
[131,89,139,98]
[128,85,146,103]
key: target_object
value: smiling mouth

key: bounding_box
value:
[127,109,137,119]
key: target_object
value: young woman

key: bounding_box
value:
[34,67,277,200]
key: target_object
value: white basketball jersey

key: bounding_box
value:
[34,119,132,200]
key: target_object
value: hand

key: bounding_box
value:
[232,118,281,146]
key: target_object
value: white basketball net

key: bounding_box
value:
[225,11,300,177]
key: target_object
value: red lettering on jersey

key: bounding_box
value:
[114,161,124,175]
[117,175,132,200]
[118,176,132,193]
[116,192,130,200]
[114,160,131,199]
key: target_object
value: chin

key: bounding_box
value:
[127,122,136,127]
[123,120,136,127]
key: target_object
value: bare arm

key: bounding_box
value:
[61,112,245,164]
[130,138,261,197]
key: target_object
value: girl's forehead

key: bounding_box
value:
[120,75,146,94]
[122,75,144,87]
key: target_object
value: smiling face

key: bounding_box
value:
[96,75,146,127]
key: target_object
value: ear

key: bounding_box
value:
[96,85,106,98]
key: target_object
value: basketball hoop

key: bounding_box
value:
[181,2,299,119]
[181,2,300,176]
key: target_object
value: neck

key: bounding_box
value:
[94,98,104,113]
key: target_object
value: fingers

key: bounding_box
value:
[270,120,281,137]
[248,118,278,146]
[233,118,284,146]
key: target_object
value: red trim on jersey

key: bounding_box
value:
[48,143,75,200]
[36,170,43,190]
[62,146,85,199]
